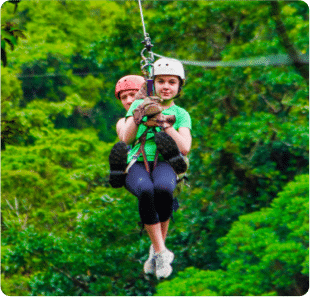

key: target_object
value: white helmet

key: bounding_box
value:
[153,58,185,84]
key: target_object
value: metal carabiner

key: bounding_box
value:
[141,47,154,63]
[141,47,147,61]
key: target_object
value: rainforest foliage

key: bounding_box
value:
[1,1,309,296]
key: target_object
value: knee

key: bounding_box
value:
[137,181,154,199]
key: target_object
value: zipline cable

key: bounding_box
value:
[137,0,147,40]
[15,53,308,78]
[153,52,309,68]
[136,0,308,70]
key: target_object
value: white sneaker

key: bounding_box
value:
[154,249,174,279]
[143,245,155,274]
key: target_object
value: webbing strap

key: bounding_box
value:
[132,127,160,173]
[132,129,150,173]
[140,139,150,173]
[153,149,159,169]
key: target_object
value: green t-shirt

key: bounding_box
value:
[125,99,192,163]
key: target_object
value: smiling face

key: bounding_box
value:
[154,75,180,100]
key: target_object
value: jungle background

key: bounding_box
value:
[1,0,309,296]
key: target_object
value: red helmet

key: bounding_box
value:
[115,75,145,99]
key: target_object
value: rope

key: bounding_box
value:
[153,52,309,68]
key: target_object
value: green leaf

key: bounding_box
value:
[1,29,17,50]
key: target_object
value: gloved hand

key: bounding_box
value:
[143,113,176,129]
[134,82,147,100]
[133,96,163,125]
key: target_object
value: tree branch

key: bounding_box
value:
[270,1,308,80]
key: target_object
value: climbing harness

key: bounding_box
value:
[125,128,161,175]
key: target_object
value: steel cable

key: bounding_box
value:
[153,52,309,68]
[137,0,147,40]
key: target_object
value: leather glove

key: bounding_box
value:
[143,113,176,129]
[133,96,163,125]
[134,82,147,100]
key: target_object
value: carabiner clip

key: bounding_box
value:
[141,47,154,63]
[142,33,153,52]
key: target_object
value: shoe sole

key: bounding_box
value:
[155,132,187,174]
[156,264,172,279]
[109,141,128,188]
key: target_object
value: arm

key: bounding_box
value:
[116,118,126,141]
[123,116,139,145]
[164,126,192,156]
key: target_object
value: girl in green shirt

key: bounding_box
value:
[123,58,192,279]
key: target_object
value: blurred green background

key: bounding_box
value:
[1,0,309,295]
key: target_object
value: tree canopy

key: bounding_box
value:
[1,1,308,296]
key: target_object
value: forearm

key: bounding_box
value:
[117,127,125,141]
[123,117,139,145]
[164,127,191,156]
[116,118,125,141]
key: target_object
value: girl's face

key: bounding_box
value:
[154,75,180,100]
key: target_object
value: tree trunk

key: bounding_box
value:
[270,1,308,81]
[0,138,5,151]
[0,209,5,232]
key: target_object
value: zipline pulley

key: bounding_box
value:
[140,31,154,79]
[141,32,153,52]
[140,42,154,95]
[140,46,154,77]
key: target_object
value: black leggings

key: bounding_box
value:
[125,161,177,225]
